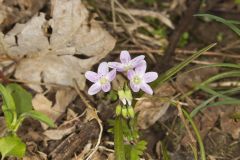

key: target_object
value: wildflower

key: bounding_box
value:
[127,63,158,95]
[108,50,145,72]
[85,62,116,95]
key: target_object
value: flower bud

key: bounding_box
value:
[127,106,135,118]
[118,89,126,105]
[125,86,133,105]
[122,106,128,119]
[115,104,122,116]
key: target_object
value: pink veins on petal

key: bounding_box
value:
[127,64,158,95]
[108,50,145,72]
[85,62,116,95]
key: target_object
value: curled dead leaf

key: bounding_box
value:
[32,88,77,129]
[135,82,176,129]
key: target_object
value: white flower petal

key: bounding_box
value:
[120,50,131,63]
[98,62,109,76]
[130,55,145,67]
[144,72,158,83]
[85,71,99,82]
[135,61,146,75]
[130,81,140,92]
[140,83,153,95]
[102,82,111,92]
[107,69,116,81]
[108,62,124,72]
[127,70,135,80]
[88,82,101,95]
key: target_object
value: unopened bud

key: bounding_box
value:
[127,106,135,118]
[115,104,122,116]
[118,90,126,105]
[122,106,128,119]
[125,86,133,105]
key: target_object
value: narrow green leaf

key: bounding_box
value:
[161,142,170,160]
[199,85,238,101]
[21,110,55,128]
[0,135,26,159]
[114,116,125,160]
[182,109,206,160]
[190,96,216,117]
[195,14,240,36]
[190,87,240,117]
[153,43,216,88]
[184,70,240,98]
[0,84,17,128]
[6,83,33,116]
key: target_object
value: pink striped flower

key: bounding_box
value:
[85,62,116,95]
[127,63,158,95]
[108,50,145,73]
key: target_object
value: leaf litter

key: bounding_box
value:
[1,0,116,92]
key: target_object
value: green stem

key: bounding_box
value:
[182,109,206,160]
[114,116,125,160]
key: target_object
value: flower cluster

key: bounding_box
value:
[85,51,158,95]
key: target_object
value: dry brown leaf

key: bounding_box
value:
[1,0,116,92]
[135,82,176,129]
[43,125,75,140]
[0,0,47,31]
[176,66,219,92]
[220,106,240,139]
[32,88,77,129]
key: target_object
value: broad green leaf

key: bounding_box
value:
[153,43,216,88]
[128,140,147,160]
[195,14,240,37]
[21,110,55,128]
[0,135,26,159]
[6,83,33,116]
[0,84,17,128]
[114,116,125,160]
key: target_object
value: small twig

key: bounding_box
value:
[73,79,103,160]
[176,103,196,145]
[111,0,117,29]
[210,81,240,88]
[114,0,136,22]
[154,0,201,73]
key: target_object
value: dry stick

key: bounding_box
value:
[114,0,136,22]
[73,79,103,160]
[154,0,201,73]
[118,15,156,63]
[176,102,196,146]
[111,0,117,29]
[49,120,99,160]
[115,8,174,29]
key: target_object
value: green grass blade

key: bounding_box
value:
[184,70,240,98]
[182,109,206,160]
[190,96,216,117]
[195,14,240,36]
[190,87,240,117]
[153,43,216,87]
